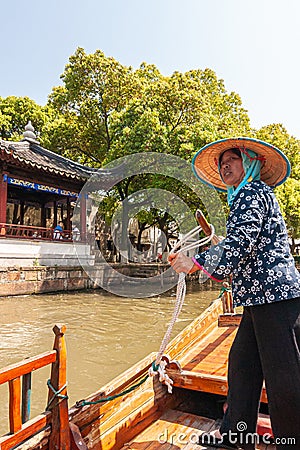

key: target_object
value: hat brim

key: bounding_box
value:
[192,137,291,192]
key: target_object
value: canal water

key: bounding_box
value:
[0,285,220,434]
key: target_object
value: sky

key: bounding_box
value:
[1,0,300,139]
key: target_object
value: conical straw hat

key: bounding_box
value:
[192,137,291,192]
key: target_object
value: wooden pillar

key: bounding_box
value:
[60,203,64,223]
[20,201,25,226]
[0,172,8,224]
[41,203,46,228]
[54,201,58,228]
[66,197,71,232]
[48,324,70,450]
[80,194,87,242]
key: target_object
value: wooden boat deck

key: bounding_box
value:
[122,408,275,450]
[166,313,268,403]
[179,323,236,376]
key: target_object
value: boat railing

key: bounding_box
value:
[0,324,71,450]
[0,222,81,242]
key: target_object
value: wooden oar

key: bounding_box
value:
[195,210,222,245]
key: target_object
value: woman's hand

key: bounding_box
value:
[168,252,199,274]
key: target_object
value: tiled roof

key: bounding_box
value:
[0,139,96,180]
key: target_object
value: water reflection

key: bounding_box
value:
[0,285,219,434]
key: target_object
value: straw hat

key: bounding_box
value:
[192,137,291,192]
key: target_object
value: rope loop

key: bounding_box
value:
[46,379,68,410]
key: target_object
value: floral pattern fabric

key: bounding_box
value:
[194,180,300,307]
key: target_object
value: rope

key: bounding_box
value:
[46,379,68,410]
[149,223,215,392]
[218,284,231,298]
[75,371,150,408]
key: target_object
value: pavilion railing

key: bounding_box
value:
[0,223,81,242]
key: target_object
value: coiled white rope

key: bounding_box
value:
[149,223,215,393]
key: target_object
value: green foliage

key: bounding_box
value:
[47,47,141,164]
[275,178,300,241]
[256,124,300,238]
[0,96,51,141]
[256,123,300,180]
[45,48,252,168]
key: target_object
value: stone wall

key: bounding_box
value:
[0,263,217,297]
[0,266,88,296]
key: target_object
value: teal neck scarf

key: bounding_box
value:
[219,149,262,207]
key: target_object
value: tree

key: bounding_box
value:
[276,178,300,252]
[47,47,141,165]
[256,123,300,180]
[255,124,300,243]
[103,65,251,243]
[0,96,52,141]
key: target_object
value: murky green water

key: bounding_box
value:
[0,285,219,434]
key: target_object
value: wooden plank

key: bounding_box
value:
[9,377,22,433]
[173,413,217,450]
[0,412,51,450]
[195,418,223,450]
[84,399,163,450]
[48,324,70,450]
[121,409,217,450]
[77,378,177,450]
[166,300,223,361]
[82,386,158,435]
[0,350,56,385]
[178,326,236,376]
[218,314,242,327]
[168,369,268,403]
[125,409,191,449]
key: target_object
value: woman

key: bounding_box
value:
[169,137,300,449]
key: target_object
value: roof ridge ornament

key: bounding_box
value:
[22,121,39,143]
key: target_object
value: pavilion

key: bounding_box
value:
[0,122,97,238]
[0,122,112,266]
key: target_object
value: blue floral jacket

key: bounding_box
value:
[194,180,300,307]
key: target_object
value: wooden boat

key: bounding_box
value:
[0,293,274,450]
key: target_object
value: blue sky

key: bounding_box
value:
[1,0,300,139]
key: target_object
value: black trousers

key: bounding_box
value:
[220,297,300,449]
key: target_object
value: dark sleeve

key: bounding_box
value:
[193,186,266,280]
